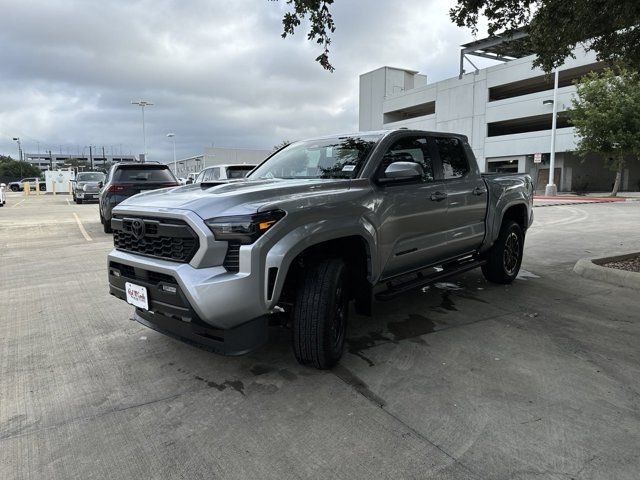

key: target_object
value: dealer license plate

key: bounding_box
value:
[125,282,149,310]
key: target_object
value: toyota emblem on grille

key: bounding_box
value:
[131,219,145,240]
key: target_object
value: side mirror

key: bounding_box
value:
[0,183,5,188]
[98,181,104,189]
[378,161,423,184]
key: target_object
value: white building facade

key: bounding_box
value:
[359,45,639,192]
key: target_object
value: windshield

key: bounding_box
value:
[77,172,105,182]
[248,135,381,180]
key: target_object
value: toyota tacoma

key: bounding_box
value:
[107,129,533,369]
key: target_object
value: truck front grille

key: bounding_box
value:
[112,216,199,263]
[223,242,241,272]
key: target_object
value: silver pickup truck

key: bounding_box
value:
[108,129,533,369]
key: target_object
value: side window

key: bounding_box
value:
[379,136,434,182]
[435,137,469,179]
[202,168,219,182]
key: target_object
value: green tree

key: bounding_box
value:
[450,0,640,72]
[568,68,640,196]
[271,0,335,71]
[273,140,292,151]
[273,0,640,73]
[0,156,43,181]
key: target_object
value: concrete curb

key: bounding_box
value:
[573,253,640,290]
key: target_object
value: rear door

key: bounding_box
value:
[433,136,487,255]
[376,134,449,279]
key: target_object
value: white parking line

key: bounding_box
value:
[11,199,25,208]
[66,198,71,206]
[73,213,93,242]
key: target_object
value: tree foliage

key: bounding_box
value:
[273,140,293,151]
[568,68,640,195]
[272,0,336,71]
[450,0,640,72]
[0,156,43,181]
[273,0,640,73]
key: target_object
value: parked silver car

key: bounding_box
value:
[107,129,534,368]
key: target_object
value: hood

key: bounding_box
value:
[115,178,354,218]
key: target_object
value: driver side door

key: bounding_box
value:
[376,135,449,279]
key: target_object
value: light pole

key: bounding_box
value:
[131,100,153,162]
[166,133,176,176]
[12,137,23,177]
[545,68,559,196]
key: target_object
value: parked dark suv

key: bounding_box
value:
[99,162,178,233]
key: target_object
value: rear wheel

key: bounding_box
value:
[292,258,348,369]
[481,220,524,284]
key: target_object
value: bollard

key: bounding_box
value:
[36,181,40,195]
[68,181,72,195]
[52,181,56,195]
[23,182,30,196]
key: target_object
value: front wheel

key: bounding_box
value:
[292,258,348,369]
[481,220,524,284]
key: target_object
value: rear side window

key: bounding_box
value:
[113,166,175,182]
[227,166,254,179]
[435,137,469,179]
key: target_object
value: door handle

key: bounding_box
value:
[430,191,447,201]
[473,186,487,196]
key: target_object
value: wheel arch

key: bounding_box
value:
[265,225,376,310]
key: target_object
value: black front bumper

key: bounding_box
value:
[108,261,268,356]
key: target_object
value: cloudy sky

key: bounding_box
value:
[0,0,494,162]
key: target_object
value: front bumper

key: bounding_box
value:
[108,249,270,320]
[109,255,268,355]
[76,192,98,200]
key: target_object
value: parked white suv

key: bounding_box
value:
[194,164,256,184]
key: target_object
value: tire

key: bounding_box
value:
[292,258,348,369]
[77,199,83,204]
[481,220,524,284]
[10,185,19,192]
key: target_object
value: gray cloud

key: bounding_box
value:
[0,0,494,162]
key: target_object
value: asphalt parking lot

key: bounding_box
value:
[1,192,639,480]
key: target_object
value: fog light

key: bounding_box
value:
[111,269,121,277]
[161,284,177,294]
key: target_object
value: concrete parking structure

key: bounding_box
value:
[1,192,639,479]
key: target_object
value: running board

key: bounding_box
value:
[375,259,486,301]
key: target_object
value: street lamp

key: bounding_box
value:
[12,137,23,177]
[544,69,560,196]
[12,137,23,162]
[131,100,153,162]
[166,133,176,176]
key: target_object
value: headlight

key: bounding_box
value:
[205,210,285,245]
